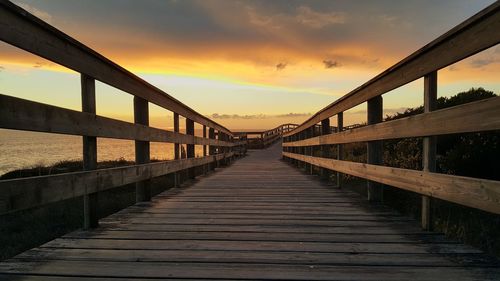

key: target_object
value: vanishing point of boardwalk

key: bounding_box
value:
[0,143,498,280]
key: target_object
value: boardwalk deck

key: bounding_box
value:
[0,143,499,280]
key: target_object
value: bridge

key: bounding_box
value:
[0,0,499,280]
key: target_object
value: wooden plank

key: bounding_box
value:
[1,260,499,280]
[0,1,232,136]
[284,1,500,137]
[0,94,235,147]
[1,143,497,280]
[0,153,233,214]
[39,239,479,254]
[81,73,99,229]
[283,152,500,214]
[16,248,496,267]
[63,230,448,243]
[283,96,500,147]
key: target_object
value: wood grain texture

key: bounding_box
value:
[0,153,233,214]
[283,152,500,214]
[283,96,500,147]
[0,143,498,280]
[0,94,235,147]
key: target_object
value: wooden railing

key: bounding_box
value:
[282,2,500,229]
[235,123,298,149]
[0,1,245,228]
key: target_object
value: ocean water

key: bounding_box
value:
[0,129,207,176]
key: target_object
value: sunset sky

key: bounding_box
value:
[0,0,498,130]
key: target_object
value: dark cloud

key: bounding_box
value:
[276,62,287,71]
[470,58,498,68]
[323,59,340,68]
[5,0,495,69]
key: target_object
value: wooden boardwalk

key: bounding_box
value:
[0,143,499,280]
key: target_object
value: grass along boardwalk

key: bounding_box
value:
[0,142,498,280]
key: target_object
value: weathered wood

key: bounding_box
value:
[283,152,500,214]
[81,74,98,229]
[0,152,233,215]
[283,96,500,147]
[284,1,500,137]
[173,113,180,187]
[367,96,383,202]
[0,1,233,136]
[337,112,344,188]
[208,128,216,170]
[134,97,151,202]
[186,119,195,179]
[0,94,235,147]
[422,71,437,230]
[320,118,331,180]
[1,145,498,280]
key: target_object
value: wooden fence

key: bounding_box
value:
[282,2,500,230]
[234,124,297,149]
[0,1,245,229]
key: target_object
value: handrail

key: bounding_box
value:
[282,1,500,228]
[284,1,500,138]
[0,1,243,228]
[0,0,231,136]
[234,124,298,149]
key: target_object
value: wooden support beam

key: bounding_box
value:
[367,96,383,202]
[319,119,331,181]
[422,71,437,230]
[337,112,344,188]
[203,125,207,174]
[309,127,314,175]
[173,113,180,187]
[81,74,98,229]
[209,128,216,170]
[134,97,151,202]
[186,119,195,179]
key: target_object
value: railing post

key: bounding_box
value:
[308,126,314,175]
[367,96,383,202]
[203,125,207,174]
[337,112,344,188]
[81,73,98,229]
[186,118,195,179]
[422,71,437,230]
[173,113,180,187]
[134,96,151,202]
[320,118,331,181]
[209,128,216,170]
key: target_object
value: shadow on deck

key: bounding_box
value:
[0,143,498,280]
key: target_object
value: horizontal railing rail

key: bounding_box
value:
[0,1,244,228]
[282,1,500,229]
